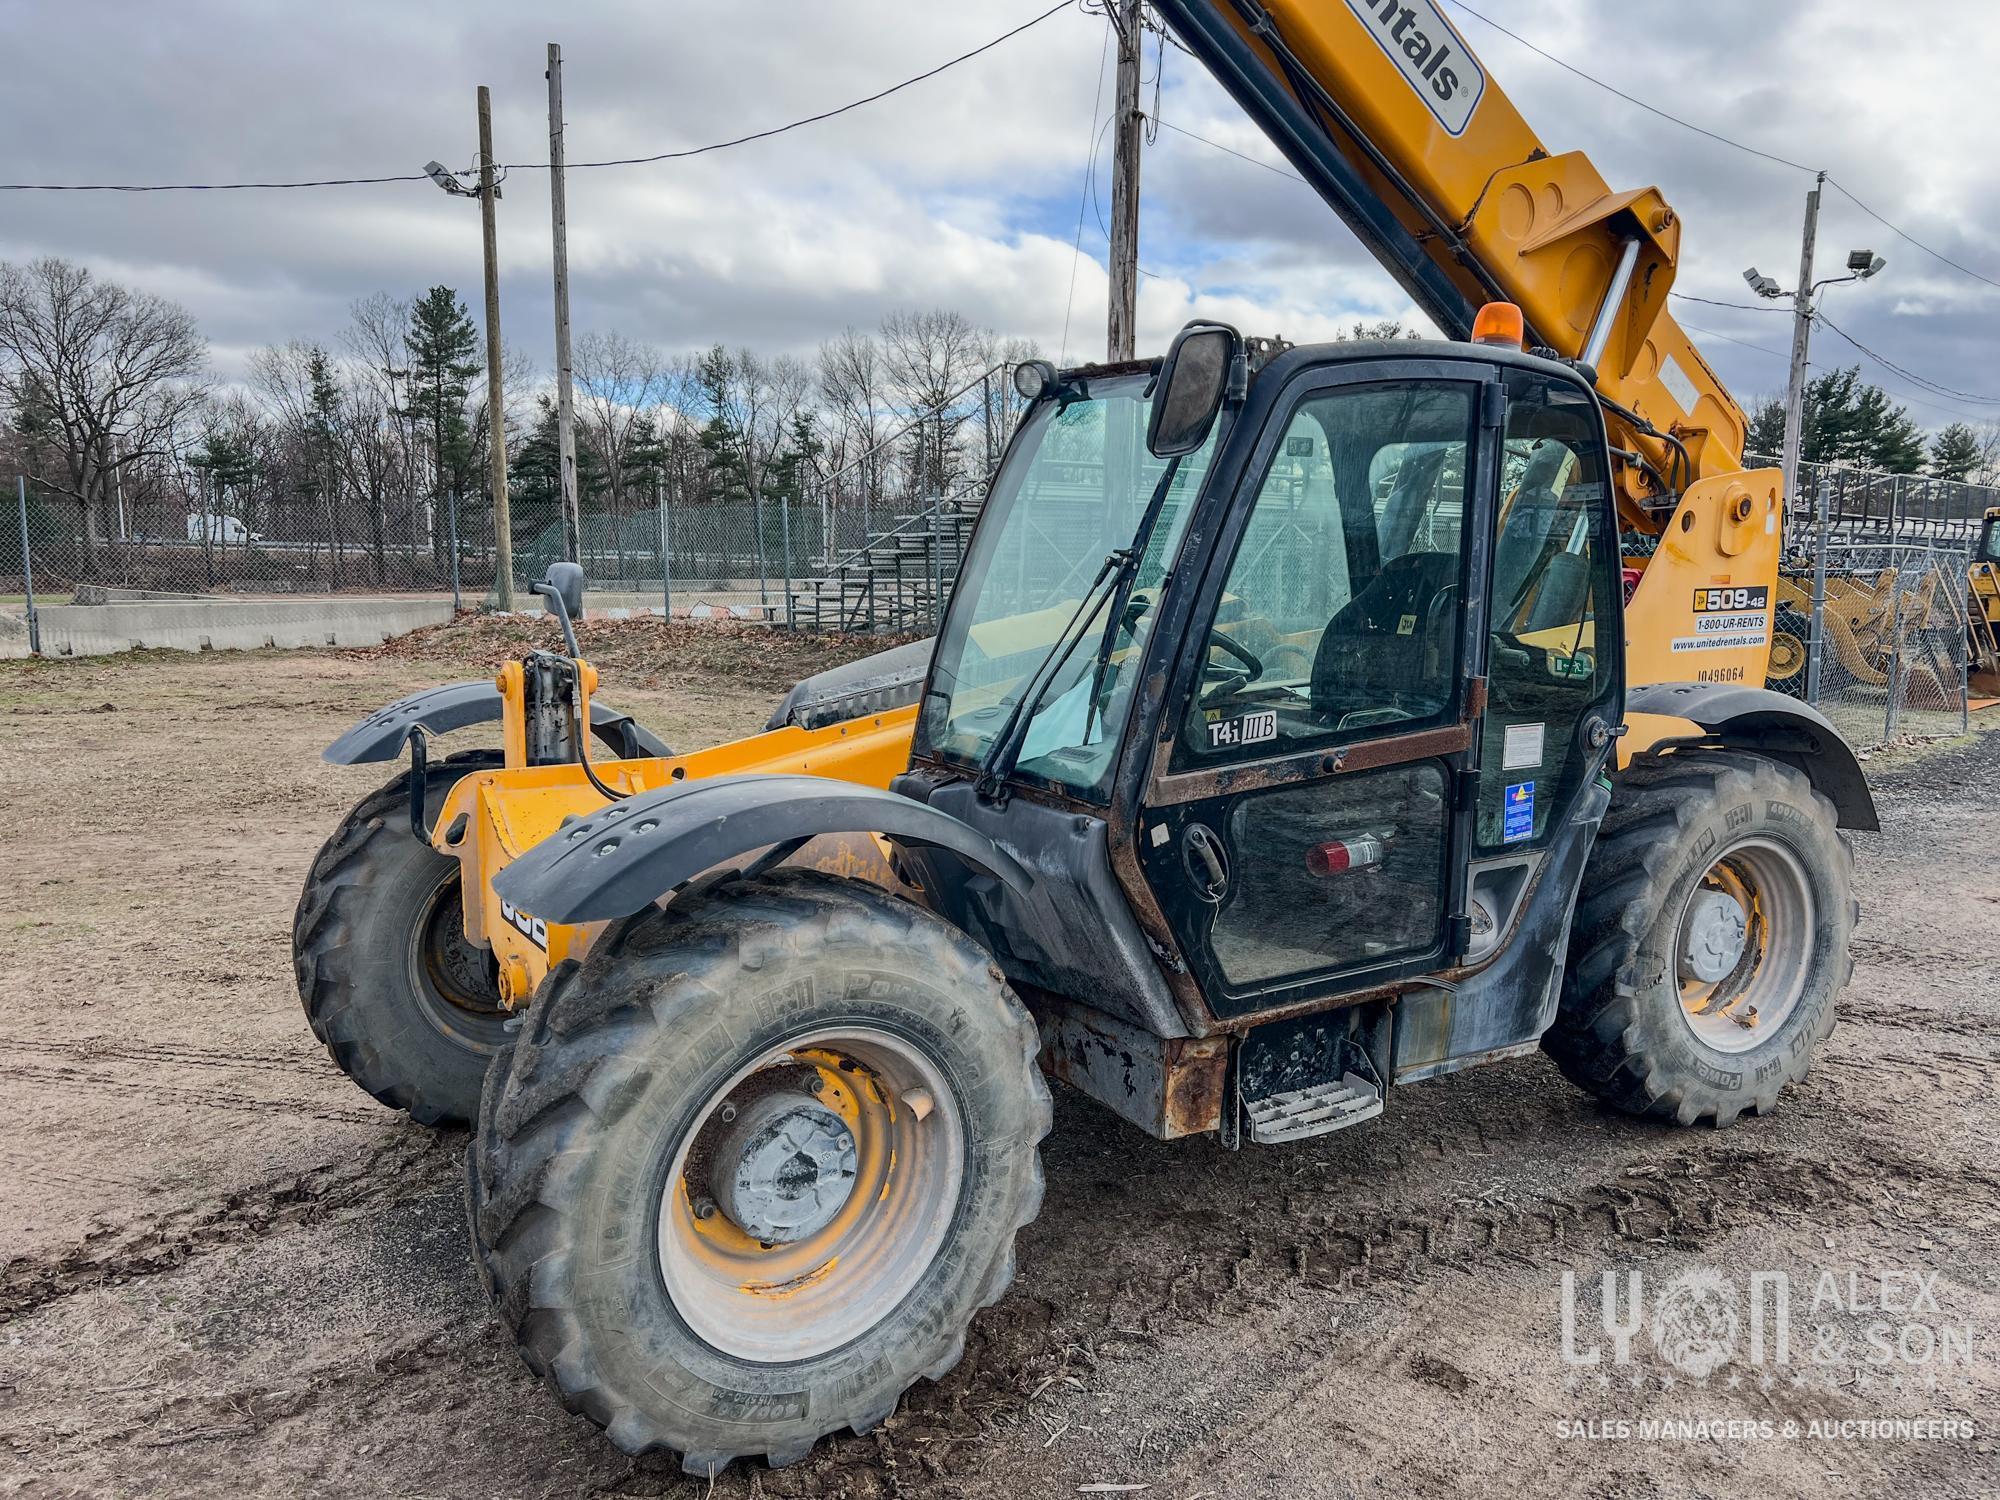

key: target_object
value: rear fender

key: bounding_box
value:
[493,774,1033,926]
[1622,682,1879,831]
[324,679,671,764]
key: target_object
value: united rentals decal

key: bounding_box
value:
[1343,0,1486,136]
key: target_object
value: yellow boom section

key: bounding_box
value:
[1162,0,1784,693]
[1169,0,1750,524]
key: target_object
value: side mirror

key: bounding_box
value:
[1147,321,1238,458]
[542,561,585,623]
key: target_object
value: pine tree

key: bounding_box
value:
[764,412,824,508]
[1746,397,1787,459]
[695,345,750,504]
[401,287,481,548]
[1929,422,1981,481]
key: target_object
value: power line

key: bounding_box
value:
[1824,178,2000,295]
[1155,119,1307,183]
[1816,315,2000,406]
[1437,1,2000,298]
[1672,319,1789,361]
[0,2,1074,192]
[1670,292,1790,314]
[1060,9,1115,367]
[0,169,432,193]
[503,2,1075,173]
[1437,0,1818,175]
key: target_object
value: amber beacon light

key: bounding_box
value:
[1470,300,1525,349]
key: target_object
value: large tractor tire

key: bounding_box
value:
[294,753,510,1126]
[469,869,1050,1476]
[1544,751,1855,1127]
[1765,604,1813,698]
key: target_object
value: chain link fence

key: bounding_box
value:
[2,366,1024,633]
[1755,458,1993,749]
[1779,536,1972,747]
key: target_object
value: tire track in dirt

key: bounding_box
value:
[0,1059,386,1127]
[766,1138,2000,1493]
[1102,1144,1998,1495]
[0,1128,459,1324]
[1817,1045,1997,1098]
[1840,1003,2000,1039]
[0,1034,326,1074]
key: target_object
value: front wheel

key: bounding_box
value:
[1544,751,1856,1127]
[469,870,1050,1475]
[293,755,510,1126]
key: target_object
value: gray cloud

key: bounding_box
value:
[2,0,1994,430]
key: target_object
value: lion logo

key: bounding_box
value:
[1650,1268,1740,1377]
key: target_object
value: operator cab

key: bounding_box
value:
[903,313,1624,1053]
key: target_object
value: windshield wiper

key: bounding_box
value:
[975,454,1187,799]
[974,546,1130,800]
[1083,453,1184,742]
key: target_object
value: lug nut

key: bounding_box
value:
[807,1074,824,1094]
[718,1102,737,1124]
[692,1196,717,1221]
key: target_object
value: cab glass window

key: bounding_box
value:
[1476,372,1619,850]
[1177,381,1475,763]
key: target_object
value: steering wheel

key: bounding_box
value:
[1199,628,1265,707]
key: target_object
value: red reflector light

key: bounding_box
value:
[1306,835,1385,877]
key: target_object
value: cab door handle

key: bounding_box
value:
[1182,823,1230,903]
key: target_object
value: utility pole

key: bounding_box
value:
[477,85,515,610]
[546,43,581,564]
[1105,0,1144,361]
[1780,171,1825,509]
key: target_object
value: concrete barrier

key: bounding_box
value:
[0,596,453,660]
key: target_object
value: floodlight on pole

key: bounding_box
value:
[1743,266,1783,299]
[424,160,468,196]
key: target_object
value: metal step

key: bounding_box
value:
[1244,1071,1384,1145]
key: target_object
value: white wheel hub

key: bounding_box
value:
[1680,889,1748,984]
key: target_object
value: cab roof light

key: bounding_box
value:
[1470,301,1525,350]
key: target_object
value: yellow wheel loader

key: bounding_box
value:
[1971,508,2000,694]
[295,0,1878,1474]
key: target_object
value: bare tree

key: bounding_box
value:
[818,327,890,537]
[881,308,988,495]
[0,257,207,556]
[574,330,672,532]
[341,292,422,564]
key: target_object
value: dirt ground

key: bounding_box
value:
[0,621,1994,1498]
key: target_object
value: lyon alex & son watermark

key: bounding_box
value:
[1552,1262,1983,1443]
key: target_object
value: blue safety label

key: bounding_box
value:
[1503,781,1535,843]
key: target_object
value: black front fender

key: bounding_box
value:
[324,679,672,765]
[493,774,1033,926]
[1626,681,1879,831]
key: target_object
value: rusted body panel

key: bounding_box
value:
[1033,993,1229,1139]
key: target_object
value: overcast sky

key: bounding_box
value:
[4,0,1996,431]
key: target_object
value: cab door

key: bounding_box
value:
[1134,366,1497,1019]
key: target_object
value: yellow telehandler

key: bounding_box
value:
[295,0,1876,1473]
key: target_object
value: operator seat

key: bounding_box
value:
[1309,550,1459,723]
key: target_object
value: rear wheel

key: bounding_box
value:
[1544,752,1855,1126]
[294,755,509,1126]
[469,869,1049,1475]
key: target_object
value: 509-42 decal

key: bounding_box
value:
[1693,585,1770,613]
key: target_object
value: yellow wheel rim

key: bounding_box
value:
[657,1028,964,1362]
